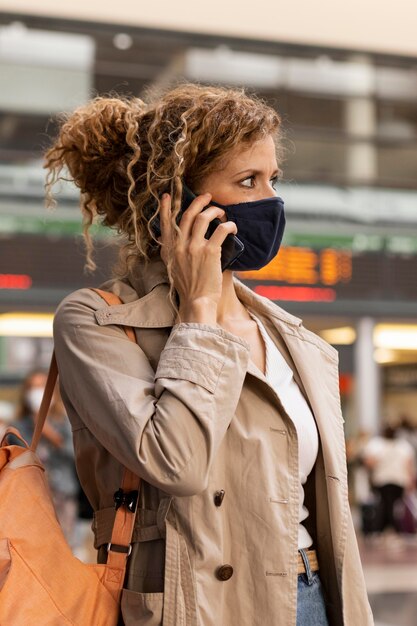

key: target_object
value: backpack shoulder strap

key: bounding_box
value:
[31,287,141,601]
[86,288,142,598]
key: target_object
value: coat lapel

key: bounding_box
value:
[272,323,349,581]
[233,277,348,576]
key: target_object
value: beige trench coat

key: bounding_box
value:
[53,256,374,626]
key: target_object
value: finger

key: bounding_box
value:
[206,220,238,248]
[158,193,172,244]
[178,193,212,240]
[191,207,226,241]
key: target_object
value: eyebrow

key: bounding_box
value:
[232,168,279,177]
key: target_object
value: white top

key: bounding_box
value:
[248,311,319,550]
[363,436,415,487]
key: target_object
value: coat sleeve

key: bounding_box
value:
[53,289,250,497]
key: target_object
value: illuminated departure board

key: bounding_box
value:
[237,245,417,303]
[241,247,353,286]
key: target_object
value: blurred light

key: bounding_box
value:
[241,248,352,286]
[186,46,284,87]
[319,324,417,351]
[374,324,417,350]
[316,54,332,67]
[185,48,376,95]
[279,184,417,226]
[374,348,398,364]
[113,33,133,50]
[339,373,353,395]
[0,24,94,69]
[0,25,95,114]
[0,400,15,424]
[3,21,26,36]
[320,326,357,345]
[0,313,53,337]
[254,286,336,302]
[0,274,32,289]
[286,55,375,97]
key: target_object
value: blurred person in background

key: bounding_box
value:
[11,369,79,546]
[397,413,417,458]
[346,429,377,537]
[46,84,373,625]
[362,424,416,540]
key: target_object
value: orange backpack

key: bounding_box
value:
[0,289,140,625]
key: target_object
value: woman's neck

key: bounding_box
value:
[216,271,251,325]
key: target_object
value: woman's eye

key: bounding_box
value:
[239,175,278,189]
[240,176,255,188]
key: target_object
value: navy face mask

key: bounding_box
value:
[210,195,286,271]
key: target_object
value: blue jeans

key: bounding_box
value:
[296,549,329,626]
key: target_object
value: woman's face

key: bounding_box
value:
[24,372,47,416]
[27,372,47,391]
[195,135,279,210]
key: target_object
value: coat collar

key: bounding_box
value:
[128,255,170,296]
[94,256,172,328]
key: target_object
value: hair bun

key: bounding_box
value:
[45,96,145,202]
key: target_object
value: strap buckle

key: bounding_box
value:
[113,488,138,513]
[107,542,132,556]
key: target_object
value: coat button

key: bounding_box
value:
[214,490,225,507]
[216,564,234,581]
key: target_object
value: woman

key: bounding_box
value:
[45,84,373,625]
[12,369,79,545]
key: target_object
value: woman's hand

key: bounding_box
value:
[157,192,237,324]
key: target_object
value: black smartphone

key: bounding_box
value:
[148,183,245,272]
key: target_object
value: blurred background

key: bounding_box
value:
[0,2,416,624]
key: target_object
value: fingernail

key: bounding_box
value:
[162,193,169,200]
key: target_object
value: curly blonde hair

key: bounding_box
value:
[44,83,283,313]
